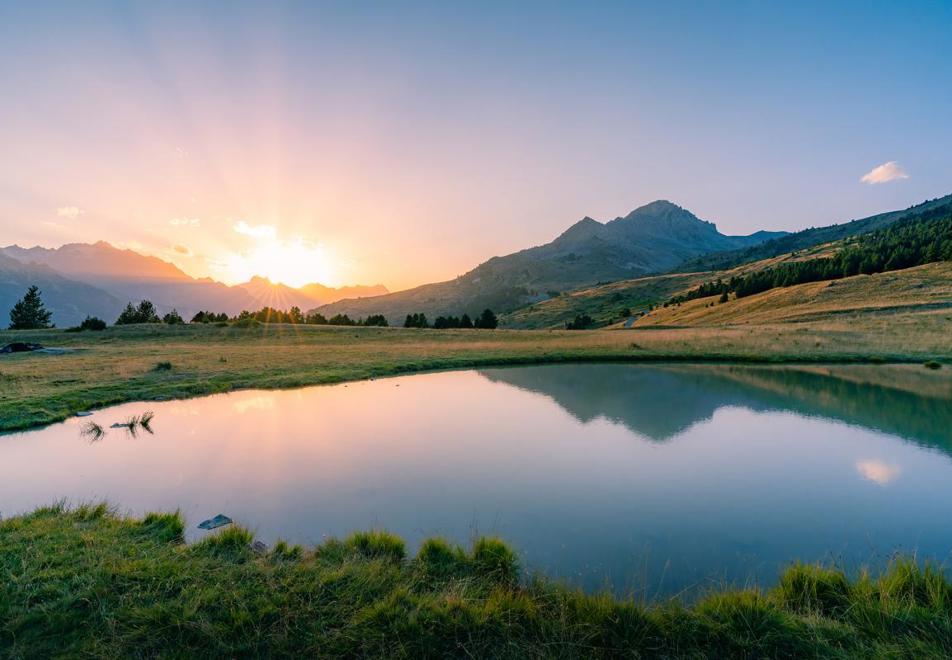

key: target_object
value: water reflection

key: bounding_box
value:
[478,363,952,449]
[0,363,950,596]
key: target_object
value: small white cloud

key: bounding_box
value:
[861,161,909,185]
[856,459,901,486]
[56,206,84,218]
[170,217,201,227]
[233,220,278,240]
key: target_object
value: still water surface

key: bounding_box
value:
[2,364,951,595]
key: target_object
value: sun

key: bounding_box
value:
[226,239,337,288]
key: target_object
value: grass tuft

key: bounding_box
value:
[190,525,255,560]
[471,536,519,585]
[346,530,406,563]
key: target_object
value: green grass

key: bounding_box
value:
[3,505,952,657]
[2,317,950,432]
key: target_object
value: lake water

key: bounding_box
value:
[2,363,951,596]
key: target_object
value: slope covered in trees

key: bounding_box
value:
[667,205,952,306]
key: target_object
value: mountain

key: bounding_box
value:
[0,241,386,322]
[0,242,256,319]
[314,200,784,323]
[674,194,952,273]
[0,253,124,327]
[234,277,388,311]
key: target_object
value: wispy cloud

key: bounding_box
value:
[173,244,192,255]
[860,161,909,185]
[56,206,84,218]
[170,217,201,227]
[233,220,278,240]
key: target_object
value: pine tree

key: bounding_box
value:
[8,285,53,329]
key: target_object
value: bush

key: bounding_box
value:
[153,361,172,371]
[80,316,107,331]
[924,360,942,370]
[163,309,184,325]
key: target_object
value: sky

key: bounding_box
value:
[1,1,950,290]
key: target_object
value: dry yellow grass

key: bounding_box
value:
[2,304,950,431]
[633,261,952,327]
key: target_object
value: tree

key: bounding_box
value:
[163,309,184,325]
[718,292,729,304]
[459,313,473,329]
[565,314,594,330]
[116,300,161,325]
[404,313,429,328]
[8,285,53,329]
[474,308,498,329]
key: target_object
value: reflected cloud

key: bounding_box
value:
[856,459,901,486]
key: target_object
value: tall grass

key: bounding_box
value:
[4,505,952,657]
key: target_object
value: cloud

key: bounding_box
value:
[170,217,201,227]
[56,206,84,218]
[233,220,278,240]
[860,161,909,185]
[173,244,191,255]
[856,459,901,486]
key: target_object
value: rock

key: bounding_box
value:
[197,514,233,530]
[76,411,93,417]
[109,423,126,428]
[251,540,268,555]
[0,342,43,354]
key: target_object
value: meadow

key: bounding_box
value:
[2,304,950,431]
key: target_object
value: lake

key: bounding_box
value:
[2,363,951,596]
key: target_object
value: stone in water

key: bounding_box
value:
[198,514,233,530]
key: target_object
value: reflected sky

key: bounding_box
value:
[1,364,951,595]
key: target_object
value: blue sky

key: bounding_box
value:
[1,1,949,288]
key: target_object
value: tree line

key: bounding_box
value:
[404,309,498,329]
[665,208,952,306]
[7,289,498,331]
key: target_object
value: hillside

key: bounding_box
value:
[315,201,782,323]
[0,253,124,327]
[631,261,952,328]
[674,194,952,273]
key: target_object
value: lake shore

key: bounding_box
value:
[3,504,951,657]
[2,318,949,431]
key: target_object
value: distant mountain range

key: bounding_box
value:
[314,200,786,322]
[3,195,946,328]
[0,242,386,327]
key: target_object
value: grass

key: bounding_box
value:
[1,308,950,431]
[3,505,952,657]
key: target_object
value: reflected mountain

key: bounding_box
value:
[478,364,952,450]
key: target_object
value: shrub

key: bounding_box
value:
[154,361,172,371]
[80,316,107,331]
[924,360,942,370]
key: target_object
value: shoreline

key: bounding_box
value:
[3,504,951,656]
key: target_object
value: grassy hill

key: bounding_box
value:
[508,200,951,330]
[674,194,952,273]
[503,241,839,329]
[631,261,952,328]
